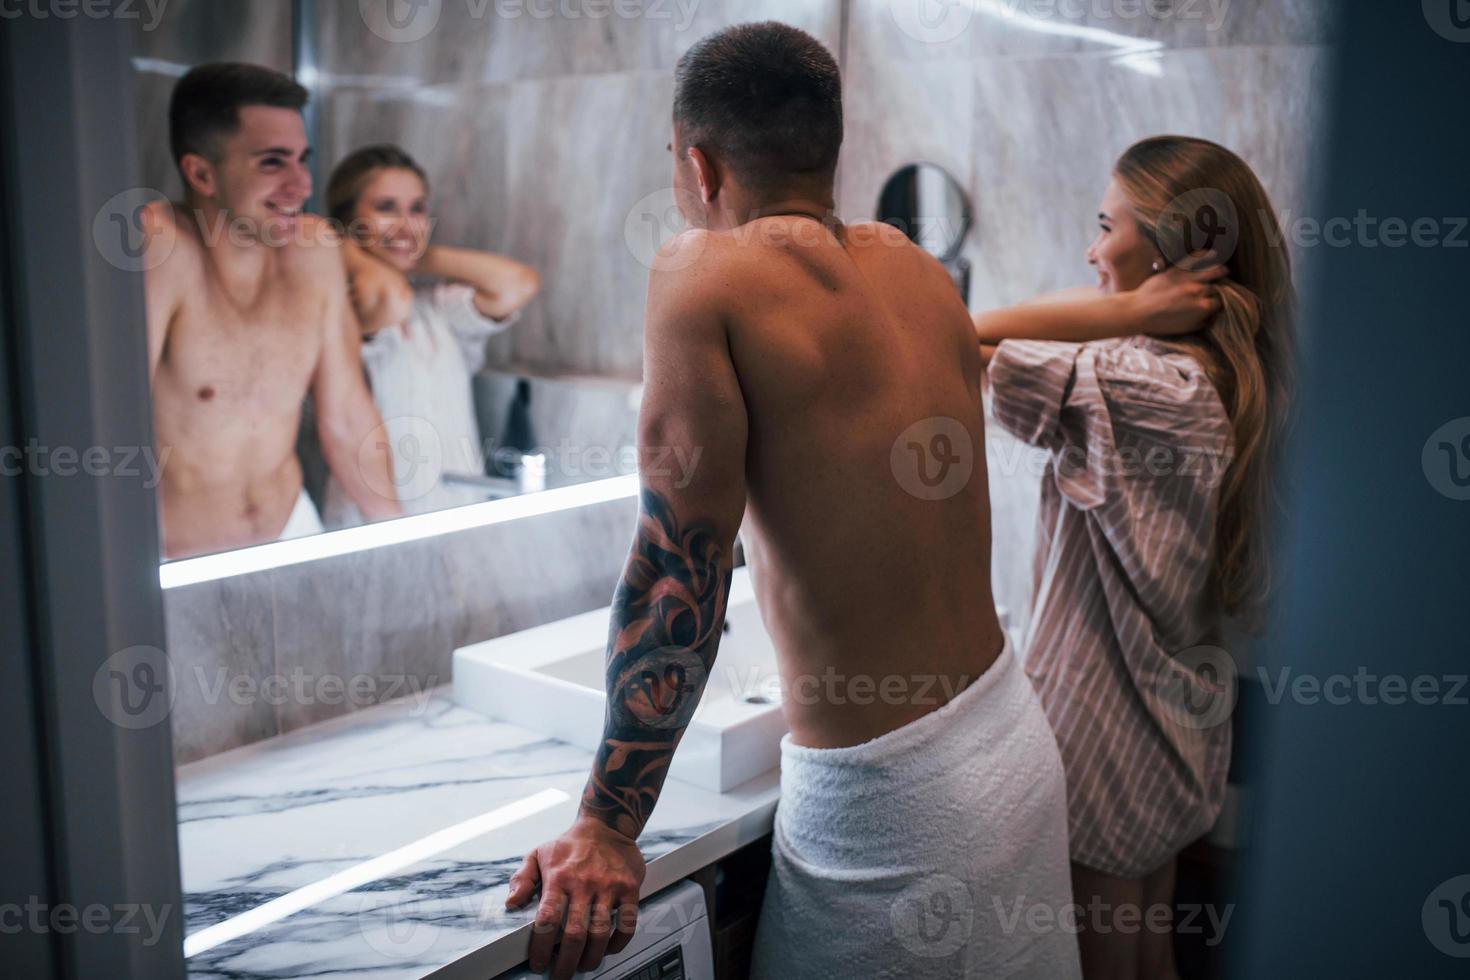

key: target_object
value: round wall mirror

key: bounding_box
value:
[876,162,972,263]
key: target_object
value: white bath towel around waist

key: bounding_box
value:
[277,488,323,541]
[750,642,1081,979]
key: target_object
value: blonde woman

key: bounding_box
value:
[322,144,541,525]
[975,135,1295,978]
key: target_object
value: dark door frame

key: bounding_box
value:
[0,14,185,980]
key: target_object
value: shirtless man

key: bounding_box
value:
[506,24,1081,979]
[143,63,399,559]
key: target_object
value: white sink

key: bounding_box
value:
[453,568,788,793]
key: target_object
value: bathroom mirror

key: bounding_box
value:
[291,370,641,542]
[877,163,972,302]
[126,1,652,565]
[876,162,972,263]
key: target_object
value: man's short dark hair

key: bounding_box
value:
[673,22,842,193]
[169,62,309,169]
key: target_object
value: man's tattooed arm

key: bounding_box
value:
[579,487,733,839]
[506,241,747,977]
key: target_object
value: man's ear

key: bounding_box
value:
[687,146,719,204]
[179,152,217,200]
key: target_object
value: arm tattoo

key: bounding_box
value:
[580,487,731,837]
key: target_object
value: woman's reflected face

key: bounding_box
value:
[1087,178,1159,294]
[351,167,430,271]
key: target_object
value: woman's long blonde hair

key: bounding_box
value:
[1115,135,1296,623]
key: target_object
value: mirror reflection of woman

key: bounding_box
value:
[322,145,541,525]
[974,136,1295,979]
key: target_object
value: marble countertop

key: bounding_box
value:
[177,691,780,980]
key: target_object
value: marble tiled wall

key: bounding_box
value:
[164,494,638,764]
[837,0,1334,622]
[314,0,845,379]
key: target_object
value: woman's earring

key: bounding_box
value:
[1151,260,1163,273]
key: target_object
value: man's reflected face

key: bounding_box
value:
[209,105,312,244]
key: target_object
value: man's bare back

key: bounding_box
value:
[512,29,1070,980]
[511,214,1014,974]
[695,216,1005,747]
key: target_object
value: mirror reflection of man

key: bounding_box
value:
[142,63,400,559]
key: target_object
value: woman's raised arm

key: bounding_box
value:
[972,261,1225,347]
[414,244,541,321]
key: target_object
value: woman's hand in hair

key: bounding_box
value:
[1134,254,1226,336]
[974,253,1222,346]
[344,241,413,338]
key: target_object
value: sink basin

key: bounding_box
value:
[453,568,788,793]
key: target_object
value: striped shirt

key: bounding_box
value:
[988,336,1234,878]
